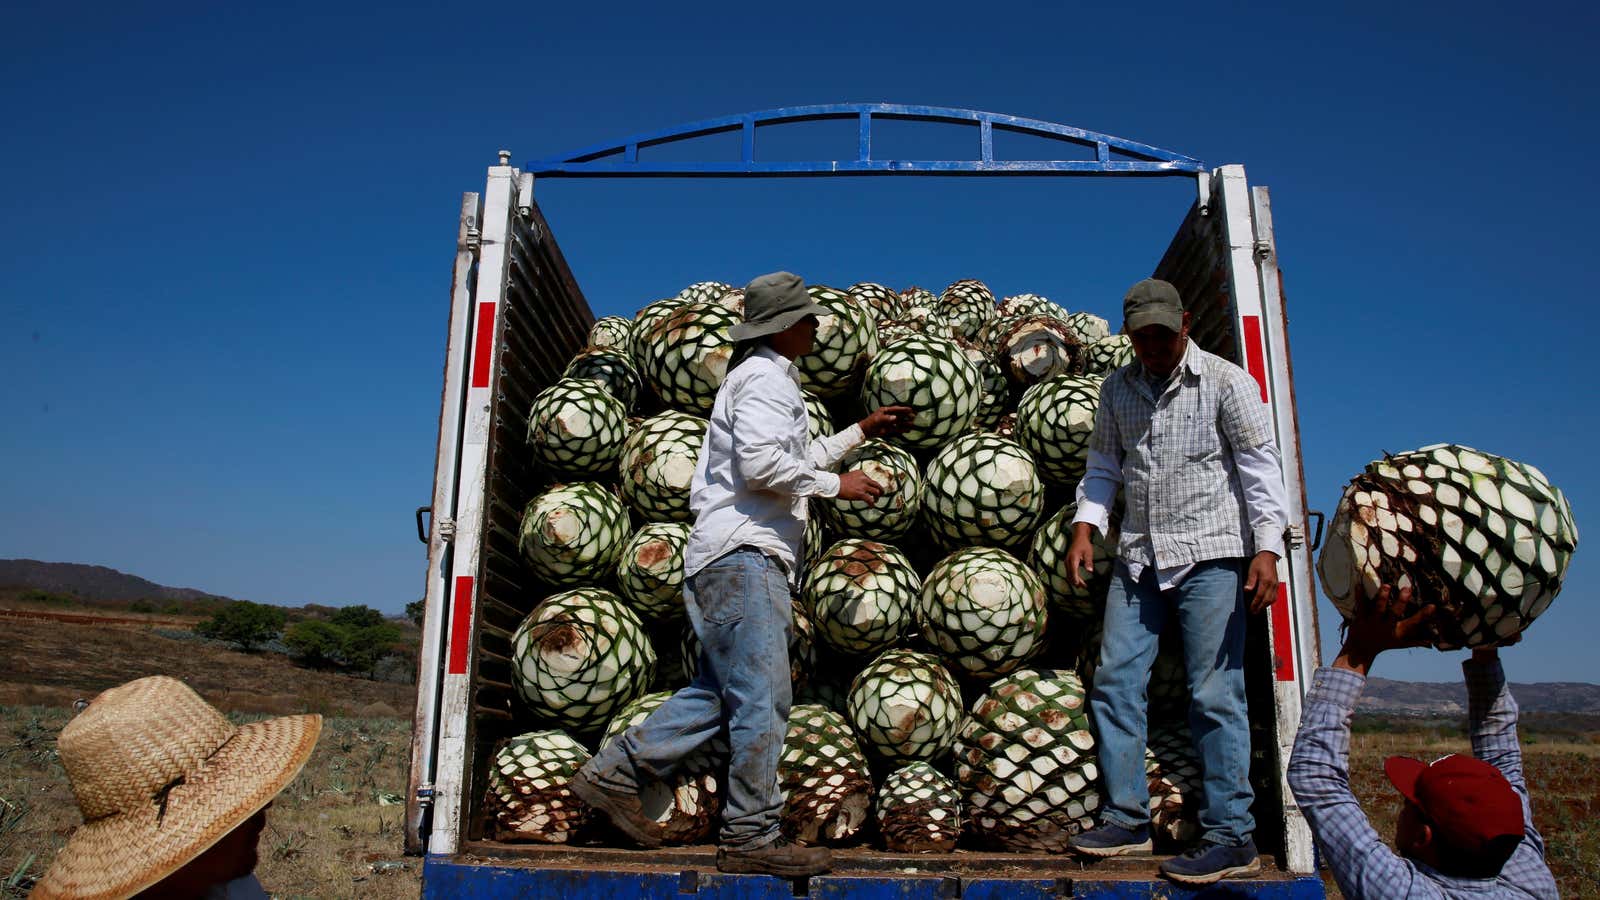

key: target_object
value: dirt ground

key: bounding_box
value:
[0,613,410,717]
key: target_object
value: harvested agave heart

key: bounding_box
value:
[1318,444,1578,648]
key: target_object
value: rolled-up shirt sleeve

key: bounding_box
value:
[810,423,864,470]
[733,372,840,498]
[1235,442,1289,558]
[1072,449,1124,536]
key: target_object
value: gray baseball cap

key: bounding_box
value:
[1123,278,1184,333]
[728,271,829,341]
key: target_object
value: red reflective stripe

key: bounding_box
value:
[1270,583,1295,682]
[447,575,474,675]
[470,302,495,389]
[1241,315,1268,403]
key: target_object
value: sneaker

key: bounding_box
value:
[1068,822,1153,858]
[568,767,663,849]
[717,836,832,877]
[1159,839,1262,884]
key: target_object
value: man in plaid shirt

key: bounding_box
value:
[1065,279,1289,884]
[1288,585,1558,898]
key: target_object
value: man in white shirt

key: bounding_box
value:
[1064,279,1289,885]
[575,271,910,877]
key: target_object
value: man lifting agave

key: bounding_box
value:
[574,271,911,877]
[1065,278,1289,885]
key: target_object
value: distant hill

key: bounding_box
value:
[0,559,231,603]
[1361,677,1600,715]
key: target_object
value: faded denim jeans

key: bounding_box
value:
[1090,558,1255,847]
[585,548,793,849]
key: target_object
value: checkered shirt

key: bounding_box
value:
[1287,662,1558,899]
[1090,341,1277,570]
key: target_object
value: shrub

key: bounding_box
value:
[194,600,286,651]
[284,620,345,667]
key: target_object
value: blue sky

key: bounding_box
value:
[1,1,1594,682]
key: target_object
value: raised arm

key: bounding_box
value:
[1465,648,1547,859]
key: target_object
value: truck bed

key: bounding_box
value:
[428,842,1322,898]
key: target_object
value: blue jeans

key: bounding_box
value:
[585,548,793,849]
[1090,558,1255,846]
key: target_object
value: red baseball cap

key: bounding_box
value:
[1384,754,1524,854]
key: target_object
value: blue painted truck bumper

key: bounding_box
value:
[423,856,1325,899]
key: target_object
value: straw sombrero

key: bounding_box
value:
[31,676,322,899]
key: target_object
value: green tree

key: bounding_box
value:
[195,600,286,651]
[330,605,385,629]
[341,622,404,676]
[405,600,425,626]
[283,620,345,667]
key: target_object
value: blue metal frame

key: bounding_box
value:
[423,857,1324,899]
[526,103,1204,177]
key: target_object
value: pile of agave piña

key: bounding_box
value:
[486,276,1192,853]
[486,277,1578,855]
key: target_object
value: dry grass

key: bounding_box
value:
[1318,724,1600,897]
[0,706,420,899]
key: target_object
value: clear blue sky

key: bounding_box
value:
[2,1,1594,682]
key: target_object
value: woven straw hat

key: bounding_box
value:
[31,676,322,899]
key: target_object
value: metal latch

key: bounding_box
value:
[438,517,457,541]
[462,219,481,252]
[1285,523,1306,550]
[1253,238,1273,261]
[415,785,435,807]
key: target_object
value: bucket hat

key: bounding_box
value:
[31,676,322,899]
[728,271,828,342]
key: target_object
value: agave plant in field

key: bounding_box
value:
[598,691,724,844]
[1084,334,1134,375]
[636,302,739,415]
[819,440,922,541]
[1317,444,1579,648]
[797,285,879,398]
[956,668,1101,851]
[518,483,630,587]
[511,588,657,734]
[588,315,633,351]
[778,704,874,845]
[922,432,1045,550]
[860,335,981,450]
[563,346,642,412]
[616,522,692,622]
[919,547,1048,679]
[484,730,592,843]
[803,539,920,656]
[877,762,962,853]
[1015,375,1101,489]
[936,279,996,341]
[847,649,964,765]
[619,412,706,523]
[525,378,630,480]
[998,315,1085,387]
[1029,503,1118,622]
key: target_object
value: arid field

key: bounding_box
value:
[1,611,1594,898]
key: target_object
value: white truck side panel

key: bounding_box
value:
[428,165,520,856]
[1214,165,1316,873]
[406,193,484,852]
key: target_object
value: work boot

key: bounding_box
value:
[568,767,663,849]
[717,836,832,877]
[1068,822,1153,858]
[1159,839,1262,884]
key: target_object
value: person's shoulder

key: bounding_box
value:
[1194,347,1256,390]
